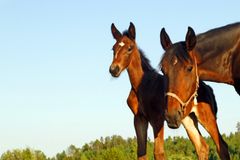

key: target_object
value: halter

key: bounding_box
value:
[165,57,199,108]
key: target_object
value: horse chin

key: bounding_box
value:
[167,121,181,129]
[111,71,121,78]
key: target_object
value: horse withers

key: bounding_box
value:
[109,22,229,160]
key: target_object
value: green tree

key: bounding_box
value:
[0,148,47,160]
[237,121,240,133]
[1,133,240,160]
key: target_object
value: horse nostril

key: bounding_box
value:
[114,66,120,74]
[109,65,115,73]
[178,110,181,116]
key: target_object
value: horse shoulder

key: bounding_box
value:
[127,89,139,115]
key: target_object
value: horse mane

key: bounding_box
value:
[123,30,155,72]
[198,81,218,117]
[207,83,218,117]
[139,50,155,72]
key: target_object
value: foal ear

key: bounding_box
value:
[160,28,172,51]
[128,22,136,40]
[111,23,122,40]
[185,26,196,51]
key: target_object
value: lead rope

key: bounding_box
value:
[165,57,199,109]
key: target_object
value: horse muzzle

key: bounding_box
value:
[165,109,182,129]
[109,64,120,77]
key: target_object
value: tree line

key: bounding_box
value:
[1,131,240,160]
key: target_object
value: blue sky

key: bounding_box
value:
[0,0,240,157]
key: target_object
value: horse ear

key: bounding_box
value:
[185,26,196,51]
[128,22,136,40]
[111,23,122,40]
[160,28,172,51]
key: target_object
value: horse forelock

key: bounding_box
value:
[160,42,193,69]
[122,30,134,40]
[175,42,195,65]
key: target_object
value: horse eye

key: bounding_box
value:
[128,46,133,52]
[187,66,193,72]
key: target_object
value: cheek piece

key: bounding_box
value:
[165,57,199,109]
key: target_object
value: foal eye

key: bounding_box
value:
[127,46,133,52]
[186,66,193,72]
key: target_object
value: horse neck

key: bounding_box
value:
[194,45,234,84]
[193,25,240,84]
[127,49,144,91]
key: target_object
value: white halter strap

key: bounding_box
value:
[165,57,199,108]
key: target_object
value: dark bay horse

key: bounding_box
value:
[159,24,240,159]
[109,22,229,160]
[160,23,240,125]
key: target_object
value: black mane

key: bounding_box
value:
[123,30,155,72]
[139,50,155,72]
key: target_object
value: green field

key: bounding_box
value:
[1,131,240,160]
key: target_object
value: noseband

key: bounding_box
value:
[165,58,199,108]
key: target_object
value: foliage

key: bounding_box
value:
[1,133,240,160]
[237,121,240,133]
[0,148,46,160]
[164,136,197,159]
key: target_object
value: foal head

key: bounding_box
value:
[160,27,199,128]
[109,22,137,77]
